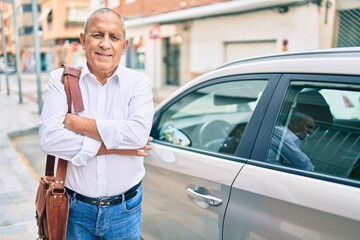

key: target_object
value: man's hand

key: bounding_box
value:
[63,113,79,133]
[97,137,153,156]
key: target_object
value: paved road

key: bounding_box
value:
[5,72,49,106]
[0,80,40,239]
[6,73,48,179]
[10,130,45,179]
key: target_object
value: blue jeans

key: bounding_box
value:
[66,185,142,240]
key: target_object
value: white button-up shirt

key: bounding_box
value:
[267,126,314,171]
[39,63,154,197]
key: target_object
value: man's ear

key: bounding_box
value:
[288,120,295,130]
[79,33,86,50]
[121,40,129,55]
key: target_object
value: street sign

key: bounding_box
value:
[150,24,162,40]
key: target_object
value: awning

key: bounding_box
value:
[125,0,306,27]
[38,6,52,22]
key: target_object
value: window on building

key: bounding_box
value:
[67,8,87,23]
[126,36,145,70]
[334,2,360,47]
[47,10,53,30]
[17,3,40,14]
[19,26,42,36]
[164,35,182,86]
[19,27,33,36]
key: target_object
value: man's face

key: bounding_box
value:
[290,116,315,140]
[79,12,128,80]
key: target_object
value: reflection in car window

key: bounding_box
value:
[267,82,360,181]
[321,89,360,120]
[156,80,267,155]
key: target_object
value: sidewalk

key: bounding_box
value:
[0,91,39,239]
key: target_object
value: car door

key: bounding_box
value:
[223,74,360,239]
[142,74,280,240]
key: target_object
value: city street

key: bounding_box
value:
[0,73,42,239]
[3,72,48,178]
[3,72,49,106]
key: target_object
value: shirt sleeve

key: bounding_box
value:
[39,70,101,166]
[96,75,154,149]
[280,131,315,171]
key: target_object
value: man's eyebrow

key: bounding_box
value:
[89,30,103,34]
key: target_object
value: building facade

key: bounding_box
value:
[16,0,55,72]
[38,0,89,69]
[1,0,359,102]
[117,0,359,100]
[0,0,91,73]
[0,1,15,66]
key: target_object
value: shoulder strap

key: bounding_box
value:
[44,66,83,191]
[62,65,84,113]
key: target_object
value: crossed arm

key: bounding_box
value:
[64,113,152,157]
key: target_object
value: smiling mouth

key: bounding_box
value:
[96,52,112,57]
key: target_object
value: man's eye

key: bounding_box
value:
[92,34,102,38]
[111,35,120,41]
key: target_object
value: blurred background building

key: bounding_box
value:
[0,0,359,101]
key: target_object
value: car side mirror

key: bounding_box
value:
[159,124,191,147]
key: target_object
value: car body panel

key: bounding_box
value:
[142,142,245,239]
[223,164,360,240]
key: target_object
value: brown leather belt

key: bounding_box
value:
[65,181,141,207]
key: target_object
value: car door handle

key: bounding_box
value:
[186,187,222,206]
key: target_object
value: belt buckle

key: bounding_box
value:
[99,197,111,207]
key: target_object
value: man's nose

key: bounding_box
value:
[99,37,111,48]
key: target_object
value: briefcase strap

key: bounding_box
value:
[44,155,55,177]
[62,65,84,113]
[44,65,83,190]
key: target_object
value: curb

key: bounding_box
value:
[8,127,39,138]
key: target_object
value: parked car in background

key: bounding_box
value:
[142,47,360,240]
[0,63,16,74]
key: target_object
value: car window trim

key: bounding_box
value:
[150,139,248,163]
[235,74,282,158]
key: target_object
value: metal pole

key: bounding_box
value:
[31,0,42,113]
[0,10,10,95]
[11,1,23,103]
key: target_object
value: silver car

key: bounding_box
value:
[142,47,360,240]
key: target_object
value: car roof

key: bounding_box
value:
[157,47,360,109]
[217,47,360,70]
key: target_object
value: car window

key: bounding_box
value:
[156,80,267,155]
[266,82,360,181]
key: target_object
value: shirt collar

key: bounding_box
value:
[78,62,122,85]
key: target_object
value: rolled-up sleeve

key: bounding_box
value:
[39,69,101,166]
[71,136,101,166]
